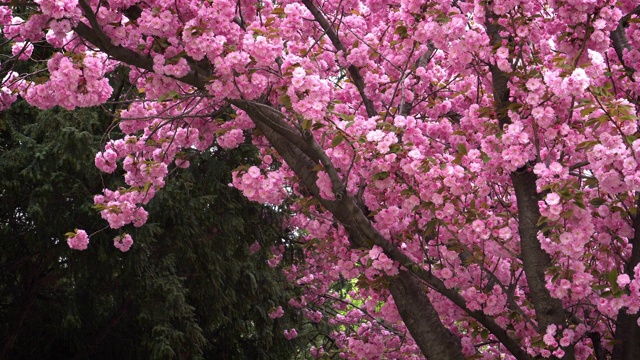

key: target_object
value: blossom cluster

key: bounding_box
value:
[4,0,640,358]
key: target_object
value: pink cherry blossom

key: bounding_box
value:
[113,234,133,252]
[249,241,261,254]
[67,229,89,251]
[283,328,298,340]
[268,306,284,319]
[5,0,640,358]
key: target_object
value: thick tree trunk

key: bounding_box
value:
[611,311,640,360]
[389,270,465,360]
[612,195,640,360]
[487,10,574,358]
[510,170,566,331]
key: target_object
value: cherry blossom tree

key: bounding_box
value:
[2,0,640,358]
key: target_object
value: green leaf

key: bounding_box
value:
[400,189,414,196]
[424,218,438,238]
[536,216,548,227]
[337,113,355,122]
[389,143,402,153]
[264,17,275,27]
[394,25,409,38]
[591,284,609,291]
[574,197,586,209]
[157,90,180,102]
[576,140,599,150]
[608,269,618,287]
[279,93,292,108]
[302,118,312,131]
[457,143,467,155]
[331,133,345,147]
[372,171,389,180]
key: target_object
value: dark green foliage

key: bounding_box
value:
[0,100,309,359]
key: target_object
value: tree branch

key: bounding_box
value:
[74,0,207,90]
[486,5,569,333]
[232,99,531,360]
[510,169,566,330]
[485,7,574,359]
[399,43,436,117]
[610,6,640,78]
[611,193,640,360]
[233,99,465,358]
[389,270,465,360]
[300,0,377,118]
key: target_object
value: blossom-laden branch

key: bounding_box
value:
[5,0,640,358]
[231,98,530,360]
[485,8,570,350]
[610,5,640,77]
[230,99,465,359]
[300,0,376,118]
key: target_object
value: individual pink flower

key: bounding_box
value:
[545,192,561,206]
[248,166,261,178]
[217,128,245,149]
[249,241,261,254]
[114,234,133,252]
[267,254,282,268]
[553,349,565,358]
[268,306,284,319]
[617,274,631,288]
[563,68,590,97]
[95,149,118,173]
[283,328,298,340]
[67,229,89,250]
[440,267,453,279]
